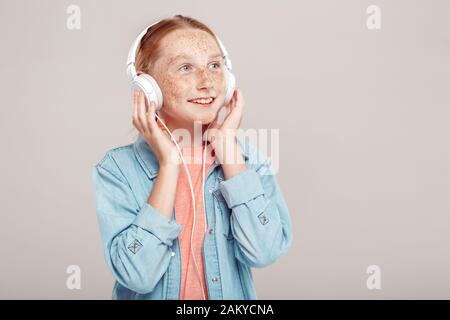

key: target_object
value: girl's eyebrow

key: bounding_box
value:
[169,53,223,64]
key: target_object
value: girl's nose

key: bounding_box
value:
[196,69,213,90]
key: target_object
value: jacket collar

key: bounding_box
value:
[132,133,250,180]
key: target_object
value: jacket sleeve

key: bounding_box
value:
[92,157,182,294]
[218,150,293,268]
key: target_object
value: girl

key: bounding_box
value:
[93,15,293,300]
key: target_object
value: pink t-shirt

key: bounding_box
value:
[175,143,216,300]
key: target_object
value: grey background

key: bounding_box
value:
[1,0,449,299]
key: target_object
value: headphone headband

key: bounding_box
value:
[126,18,232,80]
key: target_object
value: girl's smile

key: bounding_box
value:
[187,96,216,107]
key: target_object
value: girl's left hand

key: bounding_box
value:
[206,88,244,142]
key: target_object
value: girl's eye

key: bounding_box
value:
[209,62,221,69]
[179,65,191,72]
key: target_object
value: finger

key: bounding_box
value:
[235,88,244,112]
[224,89,243,128]
[225,91,236,117]
[137,91,150,134]
[132,90,143,133]
[224,100,233,117]
[147,101,157,132]
[210,117,218,129]
[207,119,218,135]
[229,89,240,114]
[230,89,238,108]
[209,107,222,128]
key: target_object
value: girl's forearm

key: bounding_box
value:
[147,165,180,220]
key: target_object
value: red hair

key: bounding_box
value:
[136,15,217,74]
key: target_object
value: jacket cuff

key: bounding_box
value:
[132,203,182,246]
[219,169,265,208]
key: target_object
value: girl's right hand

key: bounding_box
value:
[132,90,181,169]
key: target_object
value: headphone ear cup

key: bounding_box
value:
[132,74,163,111]
[223,68,236,106]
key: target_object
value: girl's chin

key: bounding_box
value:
[187,107,219,121]
[190,116,216,125]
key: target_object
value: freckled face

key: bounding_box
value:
[149,28,226,126]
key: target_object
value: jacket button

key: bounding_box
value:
[208,228,214,235]
[208,188,213,193]
[212,276,219,282]
[170,251,175,257]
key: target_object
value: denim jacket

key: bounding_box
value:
[92,134,293,300]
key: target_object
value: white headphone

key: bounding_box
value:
[126,18,235,300]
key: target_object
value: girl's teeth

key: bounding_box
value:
[191,98,213,104]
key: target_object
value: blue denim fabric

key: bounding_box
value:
[92,134,293,300]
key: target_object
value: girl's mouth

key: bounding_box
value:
[187,97,215,107]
